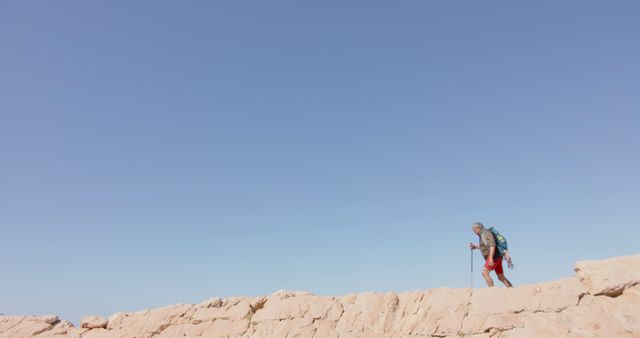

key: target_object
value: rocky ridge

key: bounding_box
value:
[1,253,639,337]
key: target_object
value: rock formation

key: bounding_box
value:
[2,253,639,337]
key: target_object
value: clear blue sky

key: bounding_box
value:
[1,1,639,324]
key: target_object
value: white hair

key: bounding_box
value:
[472,222,485,231]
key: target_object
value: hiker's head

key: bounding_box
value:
[472,222,484,235]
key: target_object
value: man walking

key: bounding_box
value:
[469,222,513,287]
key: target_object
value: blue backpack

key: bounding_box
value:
[489,227,508,256]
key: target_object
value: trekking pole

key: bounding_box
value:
[470,247,474,290]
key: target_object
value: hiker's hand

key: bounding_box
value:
[468,243,477,250]
[506,257,514,269]
[487,259,494,268]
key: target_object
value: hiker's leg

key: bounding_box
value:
[482,268,494,287]
[497,273,513,288]
[493,259,511,287]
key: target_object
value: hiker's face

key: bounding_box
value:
[472,226,481,235]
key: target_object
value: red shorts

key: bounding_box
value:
[484,257,504,275]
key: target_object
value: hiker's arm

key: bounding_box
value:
[488,246,496,263]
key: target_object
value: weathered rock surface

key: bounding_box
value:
[2,253,639,337]
[80,317,108,329]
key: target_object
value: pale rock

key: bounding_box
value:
[105,312,128,329]
[79,328,113,337]
[100,303,195,337]
[574,253,640,296]
[80,316,108,329]
[33,315,59,325]
[389,291,429,335]
[47,320,74,336]
[0,316,55,337]
[198,296,223,308]
[402,287,470,336]
[157,319,249,337]
[249,317,315,337]
[312,319,338,337]
[270,289,315,299]
[480,313,525,333]
[2,253,640,337]
[252,294,340,322]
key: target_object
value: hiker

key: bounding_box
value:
[469,222,513,288]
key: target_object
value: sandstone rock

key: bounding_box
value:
[0,316,58,337]
[252,294,339,322]
[574,253,640,296]
[37,315,59,325]
[270,289,315,299]
[249,317,316,337]
[197,296,223,308]
[46,320,74,336]
[105,312,128,329]
[99,303,195,337]
[2,253,640,337]
[80,316,108,329]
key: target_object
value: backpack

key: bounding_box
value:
[488,227,508,256]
